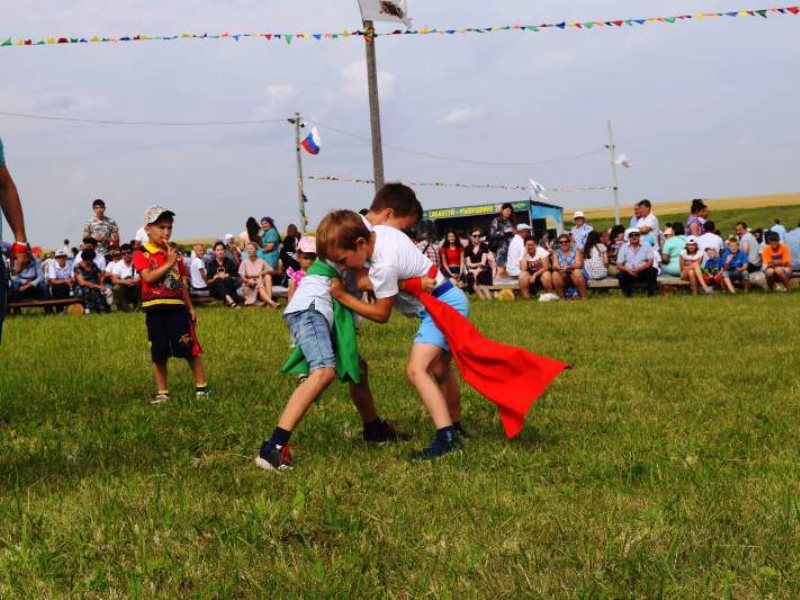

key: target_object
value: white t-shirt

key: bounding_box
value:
[680,249,704,266]
[105,259,119,275]
[110,260,139,281]
[524,246,550,271]
[189,257,207,289]
[368,225,442,317]
[697,232,724,256]
[46,261,73,281]
[284,275,334,327]
[505,234,527,277]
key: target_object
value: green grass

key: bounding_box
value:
[2,295,800,597]
[592,204,800,236]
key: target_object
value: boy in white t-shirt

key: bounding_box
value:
[320,208,469,460]
[189,244,208,292]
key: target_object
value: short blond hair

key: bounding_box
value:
[316,210,371,260]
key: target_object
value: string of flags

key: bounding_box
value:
[2,6,797,49]
[307,175,611,194]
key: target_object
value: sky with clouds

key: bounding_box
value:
[1,1,798,244]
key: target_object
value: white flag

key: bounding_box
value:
[358,0,412,28]
[528,179,549,200]
[614,153,633,168]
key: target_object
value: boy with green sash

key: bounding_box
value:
[255,259,360,472]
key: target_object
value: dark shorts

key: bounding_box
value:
[145,307,202,363]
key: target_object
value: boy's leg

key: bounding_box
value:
[188,356,207,386]
[406,343,452,429]
[278,367,336,431]
[152,361,169,403]
[430,353,461,423]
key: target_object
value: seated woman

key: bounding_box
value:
[660,222,687,277]
[206,241,241,307]
[581,231,609,281]
[679,237,713,296]
[73,249,109,313]
[518,237,552,299]
[238,241,280,308]
[463,228,493,300]
[439,229,464,285]
[552,235,587,299]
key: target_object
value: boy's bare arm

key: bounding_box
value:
[331,280,394,323]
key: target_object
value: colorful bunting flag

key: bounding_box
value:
[307,175,610,194]
[1,6,797,50]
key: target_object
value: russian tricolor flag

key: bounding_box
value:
[301,127,321,155]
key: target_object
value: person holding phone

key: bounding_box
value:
[206,241,240,307]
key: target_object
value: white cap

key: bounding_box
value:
[224,233,234,242]
[516,223,532,231]
[625,228,641,239]
[573,210,586,220]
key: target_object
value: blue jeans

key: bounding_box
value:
[284,307,335,371]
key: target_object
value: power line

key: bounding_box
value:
[0,108,606,166]
[312,120,605,166]
[0,110,286,126]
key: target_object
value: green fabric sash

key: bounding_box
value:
[281,260,360,384]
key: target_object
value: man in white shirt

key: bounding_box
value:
[630,199,659,248]
[110,244,140,311]
[735,221,762,271]
[190,244,209,293]
[505,223,531,278]
[46,249,75,311]
[697,220,724,256]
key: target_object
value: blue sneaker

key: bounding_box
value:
[414,429,462,460]
[255,443,295,472]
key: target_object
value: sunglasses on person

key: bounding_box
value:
[558,239,571,245]
[470,233,481,239]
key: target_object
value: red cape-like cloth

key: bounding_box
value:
[403,275,570,438]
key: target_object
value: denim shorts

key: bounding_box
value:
[284,308,336,371]
[414,285,469,352]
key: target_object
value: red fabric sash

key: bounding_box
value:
[403,268,570,438]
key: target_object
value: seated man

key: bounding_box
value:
[518,237,552,299]
[46,249,75,312]
[9,254,51,311]
[110,244,140,311]
[616,230,658,297]
[761,231,792,292]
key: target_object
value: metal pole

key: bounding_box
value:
[363,20,385,192]
[294,112,307,234]
[606,120,620,226]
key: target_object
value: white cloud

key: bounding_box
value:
[438,107,484,126]
[340,60,396,101]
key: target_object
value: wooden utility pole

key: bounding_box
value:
[606,120,621,226]
[292,112,307,234]
[363,20,385,192]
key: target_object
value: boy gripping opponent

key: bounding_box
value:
[132,206,208,403]
[319,207,469,460]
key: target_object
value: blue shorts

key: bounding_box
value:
[414,286,469,352]
[285,308,336,371]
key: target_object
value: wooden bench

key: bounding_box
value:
[7,297,84,314]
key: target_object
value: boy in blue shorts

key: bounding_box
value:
[319,208,470,460]
[132,205,208,403]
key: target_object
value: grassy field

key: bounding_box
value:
[2,295,800,597]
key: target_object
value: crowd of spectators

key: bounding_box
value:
[3,199,303,313]
[4,197,800,312]
[411,199,800,301]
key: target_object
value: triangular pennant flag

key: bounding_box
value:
[788,7,800,14]
[264,33,272,41]
[556,22,566,29]
[726,11,738,17]
[285,34,293,44]
[664,17,677,23]
[1,38,11,46]
[635,19,646,25]
[756,9,768,18]
[612,20,624,26]
[313,34,322,40]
